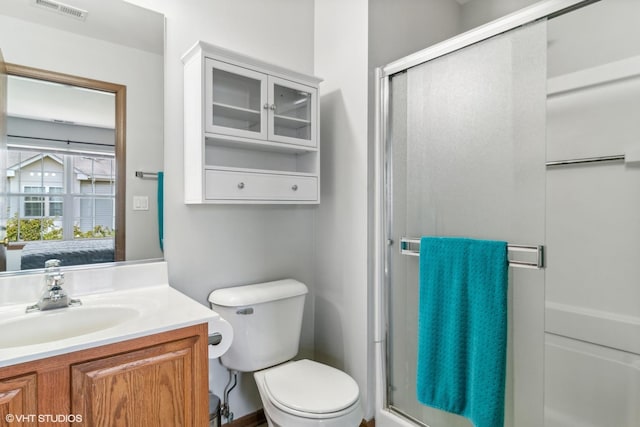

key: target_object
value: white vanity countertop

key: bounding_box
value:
[0,261,218,368]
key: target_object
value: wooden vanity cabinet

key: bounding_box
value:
[0,373,37,426]
[0,324,209,427]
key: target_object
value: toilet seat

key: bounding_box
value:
[262,359,360,419]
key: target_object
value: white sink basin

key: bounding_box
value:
[0,261,220,368]
[0,305,140,349]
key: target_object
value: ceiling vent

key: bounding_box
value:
[31,0,88,21]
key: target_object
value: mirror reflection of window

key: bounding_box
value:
[6,150,115,240]
[4,75,117,269]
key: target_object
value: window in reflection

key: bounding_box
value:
[5,149,115,243]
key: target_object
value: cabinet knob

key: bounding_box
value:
[237,182,245,189]
[263,103,270,110]
[291,184,298,191]
[270,104,277,111]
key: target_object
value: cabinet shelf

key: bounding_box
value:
[212,102,261,117]
[205,164,317,177]
[274,114,312,128]
[212,102,261,132]
[205,133,317,154]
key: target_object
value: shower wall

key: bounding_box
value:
[544,2,640,425]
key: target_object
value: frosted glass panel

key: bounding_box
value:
[387,22,547,426]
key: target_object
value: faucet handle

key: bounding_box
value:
[51,272,65,288]
[45,259,62,269]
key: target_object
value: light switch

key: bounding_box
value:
[133,196,149,211]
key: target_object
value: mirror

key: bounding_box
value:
[4,65,124,271]
[0,0,164,273]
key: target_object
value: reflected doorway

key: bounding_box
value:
[2,64,125,272]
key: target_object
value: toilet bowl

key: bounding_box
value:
[208,279,363,426]
[254,359,363,427]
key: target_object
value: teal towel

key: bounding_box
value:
[417,237,508,427]
[157,171,164,251]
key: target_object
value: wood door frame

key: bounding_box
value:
[0,50,6,271]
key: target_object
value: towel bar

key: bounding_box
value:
[399,237,544,269]
[545,154,625,167]
[135,171,158,180]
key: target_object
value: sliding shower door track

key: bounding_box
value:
[387,406,431,427]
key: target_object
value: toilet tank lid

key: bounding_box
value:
[208,279,308,307]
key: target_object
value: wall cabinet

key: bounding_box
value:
[0,324,208,427]
[183,41,322,204]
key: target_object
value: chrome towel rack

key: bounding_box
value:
[135,171,159,180]
[545,154,625,167]
[399,237,544,270]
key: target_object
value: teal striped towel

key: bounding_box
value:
[417,237,508,427]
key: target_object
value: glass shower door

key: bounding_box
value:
[385,21,547,427]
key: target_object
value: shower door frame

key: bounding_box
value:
[373,1,597,426]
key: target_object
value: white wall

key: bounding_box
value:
[125,0,316,420]
[459,0,539,32]
[547,0,640,77]
[368,0,461,69]
[0,13,164,262]
[314,0,372,419]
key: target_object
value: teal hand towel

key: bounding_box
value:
[417,237,508,427]
[157,171,164,251]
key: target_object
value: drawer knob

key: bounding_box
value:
[291,184,298,191]
[237,182,245,189]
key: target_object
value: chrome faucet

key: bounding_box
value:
[26,259,81,312]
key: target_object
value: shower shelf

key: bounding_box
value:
[399,237,544,270]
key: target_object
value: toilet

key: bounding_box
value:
[208,279,363,427]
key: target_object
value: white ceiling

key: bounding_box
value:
[8,75,115,128]
[1,0,163,127]
[0,0,163,54]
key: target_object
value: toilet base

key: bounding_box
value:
[254,362,363,427]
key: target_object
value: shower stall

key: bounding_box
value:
[373,1,640,426]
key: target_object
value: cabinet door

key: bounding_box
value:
[0,373,37,427]
[205,58,268,140]
[268,76,317,148]
[71,336,201,427]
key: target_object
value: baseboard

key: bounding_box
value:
[223,409,266,427]
[224,410,374,427]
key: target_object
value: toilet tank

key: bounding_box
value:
[208,279,308,372]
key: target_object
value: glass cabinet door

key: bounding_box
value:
[268,76,317,148]
[205,58,268,140]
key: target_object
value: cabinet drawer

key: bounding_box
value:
[205,169,318,201]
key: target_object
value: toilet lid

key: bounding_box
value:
[263,359,360,414]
